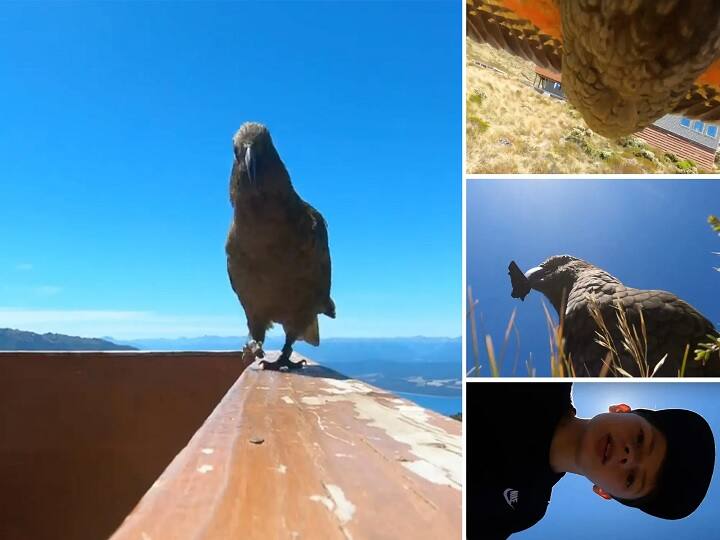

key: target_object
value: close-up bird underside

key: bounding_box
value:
[467,0,720,137]
[508,255,720,378]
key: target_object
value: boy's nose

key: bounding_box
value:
[619,444,635,466]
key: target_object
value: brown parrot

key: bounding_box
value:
[509,255,719,376]
[226,122,335,370]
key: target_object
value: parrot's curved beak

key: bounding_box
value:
[244,145,257,186]
[509,262,550,300]
[524,266,546,284]
[508,261,532,300]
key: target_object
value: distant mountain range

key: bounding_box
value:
[114,335,462,398]
[114,335,460,360]
[0,328,137,351]
[0,328,460,405]
[0,329,459,414]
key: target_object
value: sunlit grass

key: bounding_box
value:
[586,295,670,377]
[710,215,720,273]
[466,286,711,378]
[467,286,519,377]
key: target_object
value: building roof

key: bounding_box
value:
[653,114,720,151]
[535,65,562,83]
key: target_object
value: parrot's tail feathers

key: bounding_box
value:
[301,317,320,346]
[323,298,336,319]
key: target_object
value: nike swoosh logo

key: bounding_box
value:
[503,488,518,508]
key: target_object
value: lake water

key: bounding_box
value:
[395,391,461,417]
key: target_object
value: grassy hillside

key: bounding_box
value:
[466,39,717,174]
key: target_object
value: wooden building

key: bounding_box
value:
[635,115,720,170]
[533,66,564,99]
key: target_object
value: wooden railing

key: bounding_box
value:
[0,351,461,539]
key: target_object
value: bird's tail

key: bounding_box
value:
[301,317,320,346]
[323,298,336,319]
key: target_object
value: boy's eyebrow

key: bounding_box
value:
[639,428,657,496]
[649,428,656,459]
[639,470,647,496]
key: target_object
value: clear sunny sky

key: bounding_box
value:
[515,383,720,539]
[0,1,461,340]
[467,179,720,376]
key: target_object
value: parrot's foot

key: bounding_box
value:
[242,340,265,362]
[259,353,307,371]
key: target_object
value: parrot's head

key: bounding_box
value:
[232,122,274,189]
[230,122,294,206]
[509,255,596,311]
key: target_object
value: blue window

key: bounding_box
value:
[693,120,704,133]
[706,125,718,138]
[680,117,691,128]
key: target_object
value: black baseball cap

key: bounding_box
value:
[616,408,715,520]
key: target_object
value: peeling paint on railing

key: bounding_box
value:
[111,353,461,540]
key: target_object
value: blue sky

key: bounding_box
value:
[0,1,461,339]
[466,180,720,376]
[515,383,720,539]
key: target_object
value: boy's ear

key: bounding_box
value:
[609,403,632,414]
[593,485,613,500]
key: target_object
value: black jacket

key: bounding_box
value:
[466,383,574,539]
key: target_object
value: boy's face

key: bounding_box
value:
[577,406,667,500]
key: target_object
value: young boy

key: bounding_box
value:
[466,383,715,539]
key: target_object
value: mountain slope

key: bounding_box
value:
[0,328,137,351]
[115,336,462,397]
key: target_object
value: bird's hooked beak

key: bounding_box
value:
[524,266,546,284]
[244,145,257,186]
[509,261,547,301]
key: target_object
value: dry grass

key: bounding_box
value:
[466,285,703,378]
[467,286,563,377]
[711,215,720,273]
[585,295,675,377]
[467,286,521,376]
[466,40,718,174]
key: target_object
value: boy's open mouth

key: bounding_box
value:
[599,434,612,465]
[603,433,612,465]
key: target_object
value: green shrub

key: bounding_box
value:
[468,90,486,106]
[467,115,490,133]
[676,159,697,173]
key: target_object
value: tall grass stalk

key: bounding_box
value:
[587,295,670,377]
[467,286,519,377]
[467,286,481,376]
[467,287,706,377]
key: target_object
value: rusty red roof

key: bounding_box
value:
[535,65,562,83]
